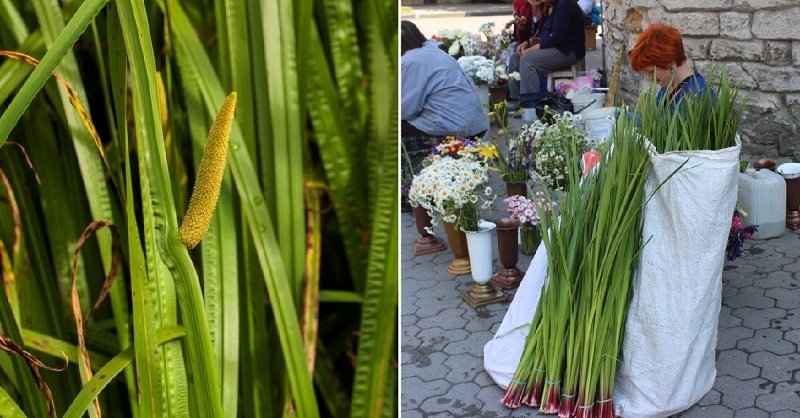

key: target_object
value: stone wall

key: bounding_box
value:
[602,0,800,159]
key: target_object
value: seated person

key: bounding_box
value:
[401,20,488,209]
[516,0,586,101]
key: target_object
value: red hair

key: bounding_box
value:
[630,23,686,71]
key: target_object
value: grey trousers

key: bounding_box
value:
[519,48,579,95]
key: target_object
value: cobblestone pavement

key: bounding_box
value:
[402,191,800,417]
[401,122,800,418]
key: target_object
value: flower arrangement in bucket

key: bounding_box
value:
[496,123,536,184]
[433,29,477,59]
[526,109,587,191]
[491,64,520,89]
[504,193,555,255]
[458,55,493,86]
[407,154,497,233]
[726,208,758,261]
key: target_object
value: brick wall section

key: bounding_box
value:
[604,1,800,159]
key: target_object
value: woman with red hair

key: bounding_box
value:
[630,23,709,105]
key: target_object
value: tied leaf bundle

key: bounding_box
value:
[501,109,650,417]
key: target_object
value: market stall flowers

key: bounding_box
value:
[408,154,496,233]
[458,55,519,87]
[434,29,477,59]
[525,110,587,191]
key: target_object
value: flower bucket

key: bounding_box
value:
[462,220,496,284]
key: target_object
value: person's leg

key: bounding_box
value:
[519,49,578,95]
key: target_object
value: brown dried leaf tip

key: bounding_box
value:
[179,92,237,248]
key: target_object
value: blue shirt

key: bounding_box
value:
[656,69,710,107]
[401,41,489,137]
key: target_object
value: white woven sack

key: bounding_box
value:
[614,137,741,417]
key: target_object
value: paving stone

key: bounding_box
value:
[753,257,793,274]
[724,271,758,289]
[726,286,775,309]
[403,274,439,295]
[731,306,787,330]
[419,382,481,415]
[474,384,535,417]
[474,370,497,388]
[717,349,760,379]
[748,351,798,383]
[755,270,795,289]
[722,284,739,298]
[400,407,423,418]
[403,323,422,345]
[738,328,797,355]
[714,375,770,410]
[697,388,722,406]
[765,286,800,309]
[717,326,754,350]
[444,330,495,356]
[771,409,800,418]
[782,262,800,273]
[463,305,510,333]
[416,326,452,343]
[405,350,452,382]
[777,308,800,331]
[784,329,800,345]
[418,307,469,330]
[414,295,466,319]
[402,376,450,411]
[719,305,744,329]
[679,404,735,417]
[755,381,800,412]
[444,353,483,384]
[733,407,769,417]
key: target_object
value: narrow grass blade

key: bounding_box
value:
[0,383,27,418]
[257,0,305,296]
[0,0,108,147]
[62,327,187,418]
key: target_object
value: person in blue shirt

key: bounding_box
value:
[401,20,488,211]
[516,0,586,99]
[630,22,709,106]
[401,20,489,138]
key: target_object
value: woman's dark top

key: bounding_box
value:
[539,0,586,59]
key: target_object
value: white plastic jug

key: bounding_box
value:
[737,168,786,239]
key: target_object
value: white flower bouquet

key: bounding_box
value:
[434,29,477,59]
[524,110,587,191]
[457,55,493,86]
[408,154,496,232]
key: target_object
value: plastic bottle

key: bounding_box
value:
[737,168,786,239]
